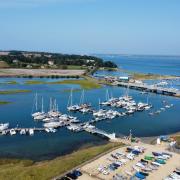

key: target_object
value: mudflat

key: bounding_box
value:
[0,68,85,77]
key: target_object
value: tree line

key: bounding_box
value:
[0,51,117,68]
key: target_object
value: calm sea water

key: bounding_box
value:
[0,55,180,160]
[95,55,180,76]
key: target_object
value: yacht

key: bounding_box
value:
[48,128,57,133]
[20,129,26,135]
[45,128,50,133]
[165,105,171,108]
[10,129,16,135]
[43,121,62,128]
[29,128,34,136]
[126,109,135,114]
[0,123,9,132]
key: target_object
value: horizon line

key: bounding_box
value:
[0,49,180,57]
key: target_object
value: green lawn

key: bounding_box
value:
[0,90,31,95]
[0,142,123,180]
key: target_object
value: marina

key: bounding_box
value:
[0,54,180,161]
[0,86,176,142]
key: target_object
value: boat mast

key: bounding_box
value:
[41,97,44,113]
[71,89,73,106]
[99,98,100,110]
[35,93,38,111]
[67,89,73,107]
[106,89,109,101]
[127,83,129,97]
[82,89,84,104]
[147,93,149,104]
[49,98,52,111]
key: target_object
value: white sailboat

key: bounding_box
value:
[79,90,91,113]
[0,123,9,132]
[34,97,46,120]
[29,128,34,136]
[67,89,81,111]
[48,98,60,116]
[100,89,111,105]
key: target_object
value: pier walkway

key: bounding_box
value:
[116,82,180,97]
[84,126,116,140]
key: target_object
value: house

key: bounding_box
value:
[26,64,32,68]
[48,60,54,66]
[12,59,19,63]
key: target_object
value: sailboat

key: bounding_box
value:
[0,123,9,132]
[32,93,40,117]
[48,98,61,117]
[67,89,81,111]
[79,90,91,113]
[144,93,152,110]
[33,97,46,120]
[100,89,111,106]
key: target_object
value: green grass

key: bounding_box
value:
[25,80,45,85]
[6,81,18,85]
[66,65,87,70]
[0,90,31,95]
[48,78,102,90]
[114,68,177,80]
[0,101,11,105]
[0,81,18,85]
[0,142,123,180]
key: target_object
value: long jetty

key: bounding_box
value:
[115,81,180,97]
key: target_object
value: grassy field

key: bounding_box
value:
[6,81,18,85]
[25,80,45,85]
[0,81,18,85]
[66,65,87,70]
[0,142,123,180]
[0,101,11,105]
[132,73,164,80]
[0,90,31,95]
[116,68,177,80]
[48,76,102,90]
[24,76,102,89]
[0,61,10,68]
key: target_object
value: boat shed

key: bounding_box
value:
[119,76,129,82]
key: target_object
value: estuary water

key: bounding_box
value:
[95,54,180,76]
[0,55,180,160]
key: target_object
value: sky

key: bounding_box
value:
[0,0,180,55]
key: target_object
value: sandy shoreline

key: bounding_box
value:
[0,68,85,77]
